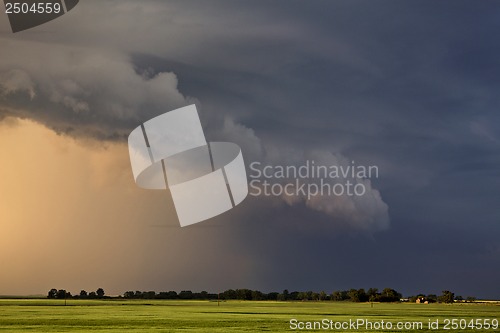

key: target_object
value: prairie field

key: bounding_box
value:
[0,299,498,332]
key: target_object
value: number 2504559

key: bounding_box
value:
[442,318,499,330]
[5,2,62,15]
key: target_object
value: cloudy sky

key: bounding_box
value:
[0,0,499,299]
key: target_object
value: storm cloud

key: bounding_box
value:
[0,1,499,298]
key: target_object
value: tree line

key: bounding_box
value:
[47,288,106,299]
[122,288,403,302]
[47,287,471,304]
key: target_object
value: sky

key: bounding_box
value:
[0,0,499,299]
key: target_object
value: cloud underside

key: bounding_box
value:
[0,5,390,232]
[1,0,500,298]
[0,40,194,140]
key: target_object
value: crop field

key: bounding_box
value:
[0,299,498,332]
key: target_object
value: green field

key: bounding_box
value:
[0,299,498,332]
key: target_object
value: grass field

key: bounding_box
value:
[0,299,498,332]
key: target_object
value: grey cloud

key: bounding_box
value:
[0,0,393,233]
[0,39,194,139]
[1,0,499,297]
[212,117,389,231]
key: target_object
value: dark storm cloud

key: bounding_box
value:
[134,1,500,297]
[0,0,499,297]
[0,0,391,230]
[0,42,195,140]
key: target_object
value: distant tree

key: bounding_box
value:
[331,290,347,301]
[358,289,368,302]
[347,289,360,302]
[56,289,67,299]
[144,291,155,299]
[267,292,279,301]
[167,291,178,299]
[282,289,289,301]
[156,292,168,299]
[380,288,402,302]
[290,291,300,300]
[124,291,135,299]
[222,289,237,300]
[466,296,476,303]
[236,289,252,300]
[455,295,463,302]
[47,289,58,299]
[251,290,264,301]
[88,291,97,298]
[348,289,368,302]
[319,291,327,301]
[438,290,455,304]
[80,290,88,298]
[96,288,105,298]
[297,292,307,301]
[179,290,193,300]
[367,288,379,302]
